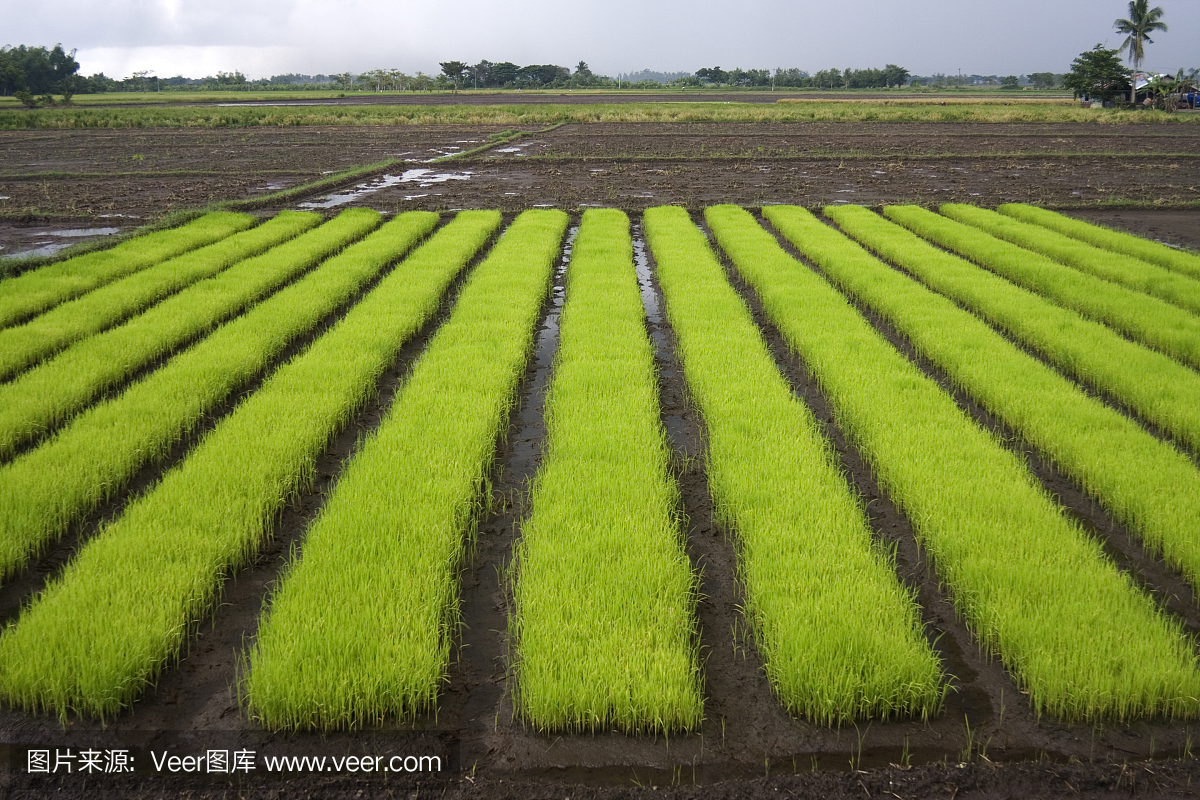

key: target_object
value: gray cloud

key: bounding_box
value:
[8,0,1199,80]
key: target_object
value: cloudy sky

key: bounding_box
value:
[7,0,1199,80]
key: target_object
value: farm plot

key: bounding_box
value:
[1,201,1200,790]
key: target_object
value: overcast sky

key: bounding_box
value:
[7,0,1199,80]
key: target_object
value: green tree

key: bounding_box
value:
[439,60,467,92]
[1000,75,1021,89]
[1028,72,1058,88]
[1062,45,1131,103]
[1114,0,1168,101]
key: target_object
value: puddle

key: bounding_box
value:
[0,196,9,201]
[503,192,520,196]
[47,227,121,238]
[836,189,857,193]
[299,168,473,209]
[3,227,121,260]
[402,194,428,200]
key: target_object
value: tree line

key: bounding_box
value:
[0,45,83,102]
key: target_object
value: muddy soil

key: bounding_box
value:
[3,121,1200,799]
[498,121,1200,158]
[3,121,1198,257]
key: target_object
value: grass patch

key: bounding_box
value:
[0,211,439,583]
[246,210,564,729]
[648,205,944,724]
[884,205,1200,372]
[723,203,1200,722]
[0,211,253,325]
[0,209,379,460]
[512,208,701,733]
[0,210,499,718]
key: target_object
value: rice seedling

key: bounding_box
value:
[0,211,319,381]
[645,206,944,725]
[0,211,449,583]
[245,210,566,730]
[775,205,1200,595]
[940,204,1200,316]
[826,205,1200,458]
[0,210,502,718]
[0,211,254,328]
[715,203,1200,722]
[0,208,380,460]
[512,209,701,733]
[883,205,1200,371]
[997,203,1200,281]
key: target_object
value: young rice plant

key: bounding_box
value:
[646,205,945,725]
[246,210,566,729]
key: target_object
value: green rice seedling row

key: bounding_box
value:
[0,211,254,328]
[827,206,1200,457]
[512,209,701,733]
[0,208,379,460]
[0,211,319,382]
[884,205,1200,371]
[646,206,944,724]
[246,210,562,730]
[0,210,500,718]
[939,204,1200,317]
[780,205,1200,595]
[0,211,441,583]
[998,203,1200,281]
[717,204,1200,722]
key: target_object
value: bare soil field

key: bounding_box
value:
[3,120,1197,259]
[3,118,1200,800]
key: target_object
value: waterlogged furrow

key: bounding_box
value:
[884,205,1200,371]
[998,203,1200,281]
[645,206,944,724]
[827,206,1200,457]
[717,204,1200,722]
[0,212,320,381]
[0,211,444,583]
[0,212,254,328]
[0,208,380,460]
[513,209,700,733]
[247,210,566,730]
[782,206,1200,596]
[940,204,1200,317]
[0,211,501,717]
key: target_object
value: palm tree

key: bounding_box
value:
[1114,0,1168,102]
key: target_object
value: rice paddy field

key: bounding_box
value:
[2,94,1200,800]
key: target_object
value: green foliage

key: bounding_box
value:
[1115,0,1168,71]
[0,211,253,329]
[1028,72,1058,89]
[832,205,1200,459]
[0,212,317,381]
[1001,75,1021,89]
[940,204,1200,315]
[754,204,1200,722]
[0,211,477,718]
[0,212,435,585]
[820,204,1200,601]
[998,203,1200,279]
[650,205,944,724]
[0,210,379,460]
[247,211,565,730]
[1063,45,1131,101]
[884,205,1200,371]
[0,44,79,96]
[513,209,701,733]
